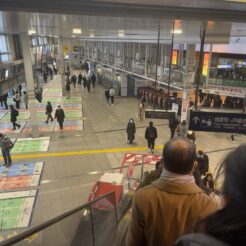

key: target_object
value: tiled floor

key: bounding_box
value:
[0,73,245,239]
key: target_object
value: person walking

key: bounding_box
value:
[45,101,54,124]
[13,92,21,109]
[138,102,145,120]
[10,105,21,130]
[126,118,136,144]
[78,73,82,85]
[86,77,91,92]
[71,74,77,88]
[23,91,28,109]
[145,121,158,153]
[18,84,22,96]
[0,133,13,167]
[55,105,65,130]
[82,76,87,90]
[91,73,96,88]
[105,88,110,105]
[177,120,188,137]
[127,138,219,246]
[168,117,179,139]
[196,150,209,177]
[65,82,71,99]
[109,87,115,105]
[2,93,8,110]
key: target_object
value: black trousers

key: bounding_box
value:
[147,139,155,150]
[1,148,12,166]
[170,128,175,139]
[46,113,53,122]
[58,121,64,129]
[12,121,20,129]
[110,96,114,104]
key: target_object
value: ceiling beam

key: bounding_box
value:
[0,0,246,22]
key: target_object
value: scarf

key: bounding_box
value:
[161,168,195,184]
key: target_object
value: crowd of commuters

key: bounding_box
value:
[126,137,246,246]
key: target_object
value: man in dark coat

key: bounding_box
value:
[78,73,82,85]
[71,74,77,88]
[45,101,54,123]
[105,89,110,105]
[2,93,8,110]
[0,133,13,167]
[168,117,179,139]
[145,121,158,153]
[55,105,65,130]
[126,119,136,144]
[10,105,21,130]
[196,150,209,176]
[82,76,87,90]
[91,73,96,88]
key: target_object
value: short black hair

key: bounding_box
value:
[163,137,196,174]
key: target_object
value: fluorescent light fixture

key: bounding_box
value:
[225,0,246,2]
[5,70,8,78]
[73,28,82,34]
[118,30,125,37]
[171,29,183,34]
[28,29,36,35]
[71,35,76,38]
[90,33,95,38]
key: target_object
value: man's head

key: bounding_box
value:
[10,105,14,110]
[197,150,204,158]
[163,138,196,175]
[149,121,153,127]
[57,105,61,109]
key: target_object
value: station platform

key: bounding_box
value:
[0,74,245,240]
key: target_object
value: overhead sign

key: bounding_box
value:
[203,84,246,98]
[145,110,175,119]
[189,110,246,134]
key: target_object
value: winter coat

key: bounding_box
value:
[169,118,179,130]
[55,109,65,122]
[105,89,110,99]
[126,122,136,141]
[46,104,52,114]
[10,109,18,122]
[174,233,229,246]
[177,124,187,137]
[109,88,115,97]
[145,126,157,140]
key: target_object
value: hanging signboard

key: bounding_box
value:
[145,110,175,119]
[202,53,209,77]
[172,50,178,65]
[203,85,246,98]
[189,110,246,134]
[181,90,190,122]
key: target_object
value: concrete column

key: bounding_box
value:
[68,38,73,74]
[206,44,213,87]
[145,43,148,76]
[58,36,66,97]
[122,43,125,69]
[20,32,39,138]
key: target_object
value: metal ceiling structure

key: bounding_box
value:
[0,0,246,21]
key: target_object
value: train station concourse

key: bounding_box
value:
[0,0,246,245]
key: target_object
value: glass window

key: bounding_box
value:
[0,34,9,62]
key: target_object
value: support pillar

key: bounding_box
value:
[58,36,66,97]
[145,43,148,76]
[68,39,73,74]
[20,32,39,138]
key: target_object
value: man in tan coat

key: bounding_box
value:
[126,138,220,246]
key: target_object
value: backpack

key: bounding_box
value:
[149,127,155,139]
[14,109,19,116]
[3,136,14,149]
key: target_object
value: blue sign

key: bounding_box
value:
[189,110,246,134]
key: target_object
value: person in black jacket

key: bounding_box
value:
[91,73,96,88]
[145,121,158,153]
[45,101,54,124]
[2,93,8,110]
[196,150,209,177]
[168,117,179,139]
[105,89,110,105]
[55,105,65,130]
[71,74,77,88]
[126,118,136,144]
[10,105,20,130]
[78,73,82,85]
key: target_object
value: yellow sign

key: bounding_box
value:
[63,45,68,55]
[202,53,210,76]
[172,49,178,65]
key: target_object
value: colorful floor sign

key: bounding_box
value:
[0,162,44,191]
[11,137,50,154]
[0,190,37,231]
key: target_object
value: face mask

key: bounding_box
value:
[130,120,133,123]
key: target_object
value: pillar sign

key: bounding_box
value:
[202,53,210,76]
[172,49,178,65]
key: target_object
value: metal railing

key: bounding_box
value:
[0,192,122,246]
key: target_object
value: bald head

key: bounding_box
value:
[163,137,196,174]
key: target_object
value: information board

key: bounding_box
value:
[145,110,175,119]
[189,110,246,133]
